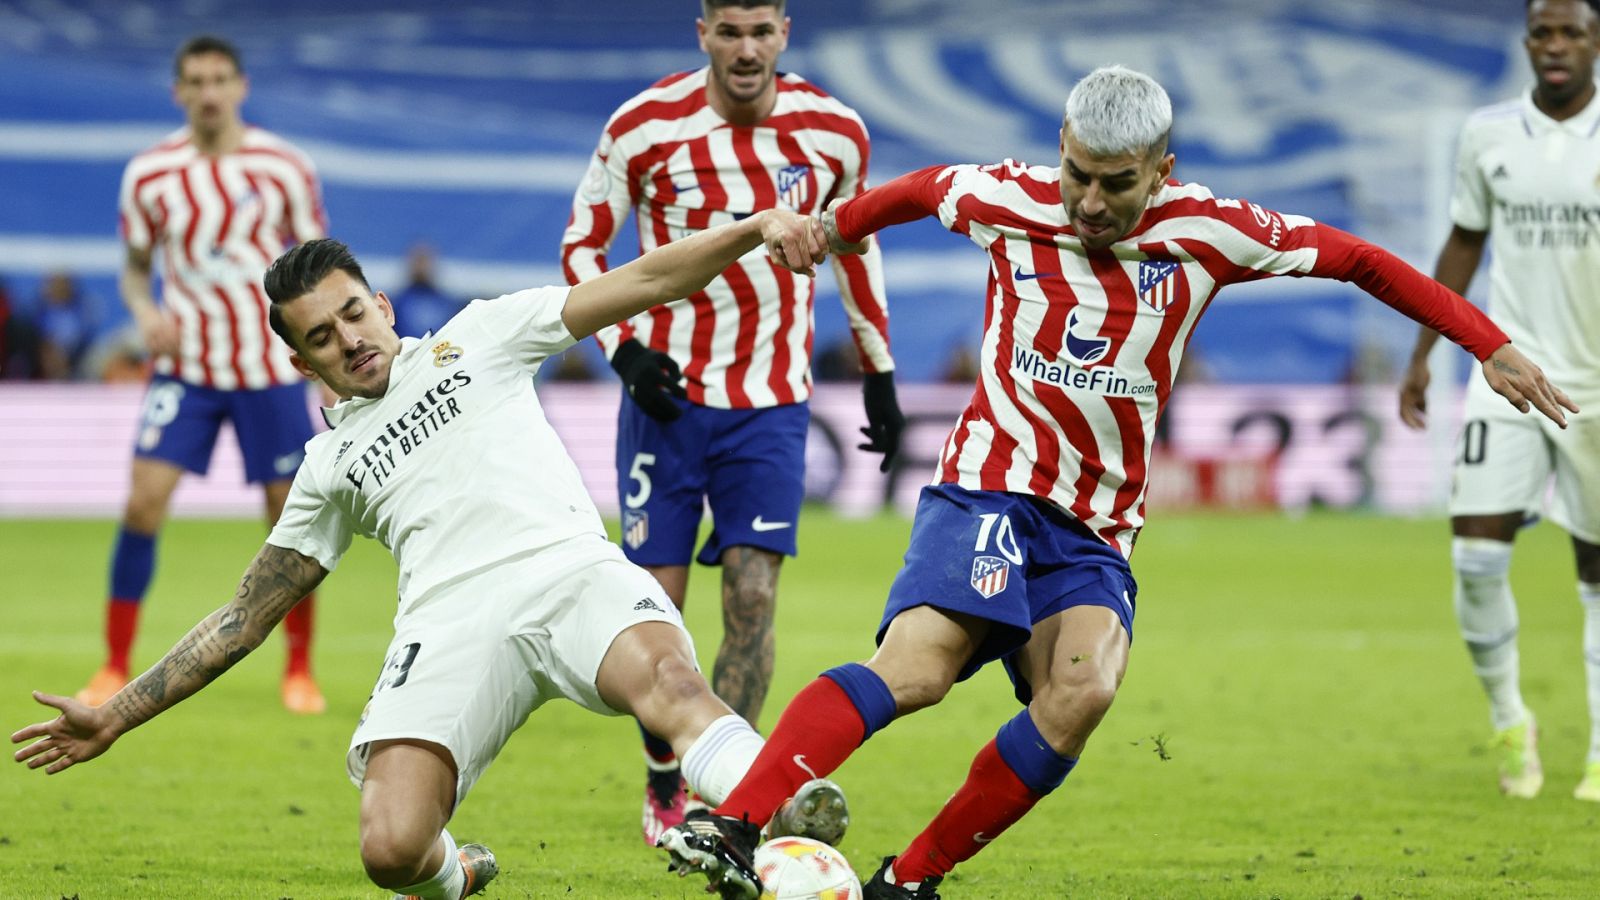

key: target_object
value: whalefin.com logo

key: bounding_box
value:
[1010,309,1155,397]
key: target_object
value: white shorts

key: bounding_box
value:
[345,536,690,805]
[1449,376,1600,542]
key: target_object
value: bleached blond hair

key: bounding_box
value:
[1063,65,1173,159]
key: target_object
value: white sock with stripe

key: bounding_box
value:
[391,829,465,900]
[1580,581,1600,762]
[1452,537,1527,731]
[681,714,765,806]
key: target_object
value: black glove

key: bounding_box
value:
[611,339,687,422]
[858,371,905,473]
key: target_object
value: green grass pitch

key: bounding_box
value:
[2,510,1595,898]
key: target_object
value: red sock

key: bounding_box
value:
[715,677,866,825]
[105,598,141,673]
[282,593,315,675]
[891,738,1042,884]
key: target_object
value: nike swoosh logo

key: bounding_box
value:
[793,754,817,779]
[973,832,995,843]
[672,181,699,193]
[1013,265,1059,281]
[752,516,792,532]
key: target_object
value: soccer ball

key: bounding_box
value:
[753,835,862,899]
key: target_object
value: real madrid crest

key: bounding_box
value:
[432,341,464,367]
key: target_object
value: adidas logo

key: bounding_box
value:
[1491,164,1510,179]
[634,597,665,613]
[334,440,353,464]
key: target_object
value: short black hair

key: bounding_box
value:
[703,0,785,16]
[1527,0,1600,13]
[174,35,243,80]
[263,239,371,348]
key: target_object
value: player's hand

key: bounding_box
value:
[759,209,827,277]
[132,303,180,357]
[821,199,870,256]
[1397,358,1431,430]
[859,371,905,472]
[11,691,119,775]
[610,338,687,422]
[1482,343,1579,428]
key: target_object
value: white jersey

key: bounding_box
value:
[119,126,326,390]
[266,288,606,613]
[1451,88,1600,401]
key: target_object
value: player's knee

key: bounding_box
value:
[650,651,712,705]
[359,826,433,889]
[1032,670,1120,735]
[882,669,956,713]
[1452,536,1513,582]
[121,496,166,534]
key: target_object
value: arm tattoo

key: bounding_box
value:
[108,544,326,733]
[1492,358,1522,377]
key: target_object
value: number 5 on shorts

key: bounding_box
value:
[625,452,657,508]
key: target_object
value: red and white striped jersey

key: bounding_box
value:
[837,162,1509,556]
[560,67,893,409]
[118,126,327,390]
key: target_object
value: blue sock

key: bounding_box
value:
[821,663,897,742]
[995,708,1077,794]
[109,528,157,601]
[639,721,677,767]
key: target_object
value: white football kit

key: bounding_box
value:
[266,288,685,802]
[1447,89,1600,541]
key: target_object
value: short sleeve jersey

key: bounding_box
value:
[118,126,327,389]
[1450,90,1600,400]
[266,288,605,611]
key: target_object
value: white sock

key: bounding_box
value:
[680,714,764,806]
[1452,537,1526,731]
[392,829,464,900]
[1580,581,1600,762]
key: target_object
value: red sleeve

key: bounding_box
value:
[834,165,951,242]
[1309,223,1508,361]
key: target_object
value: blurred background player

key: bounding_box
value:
[76,35,329,714]
[659,65,1577,899]
[390,243,466,338]
[560,0,904,843]
[1398,0,1600,801]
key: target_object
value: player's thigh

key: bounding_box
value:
[359,739,457,847]
[346,594,540,810]
[616,396,711,566]
[1449,385,1552,519]
[1011,605,1131,702]
[1000,506,1135,705]
[537,549,698,716]
[131,375,227,476]
[1548,411,1600,544]
[226,382,317,484]
[876,485,1044,684]
[698,403,809,565]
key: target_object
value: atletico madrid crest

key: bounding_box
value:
[1137,260,1180,312]
[623,510,649,550]
[970,555,1010,599]
[777,164,813,211]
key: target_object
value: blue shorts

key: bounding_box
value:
[879,483,1137,703]
[132,374,316,484]
[616,397,808,567]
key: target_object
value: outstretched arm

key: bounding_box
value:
[11,543,326,774]
[1397,226,1488,429]
[1309,224,1575,428]
[560,208,825,340]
